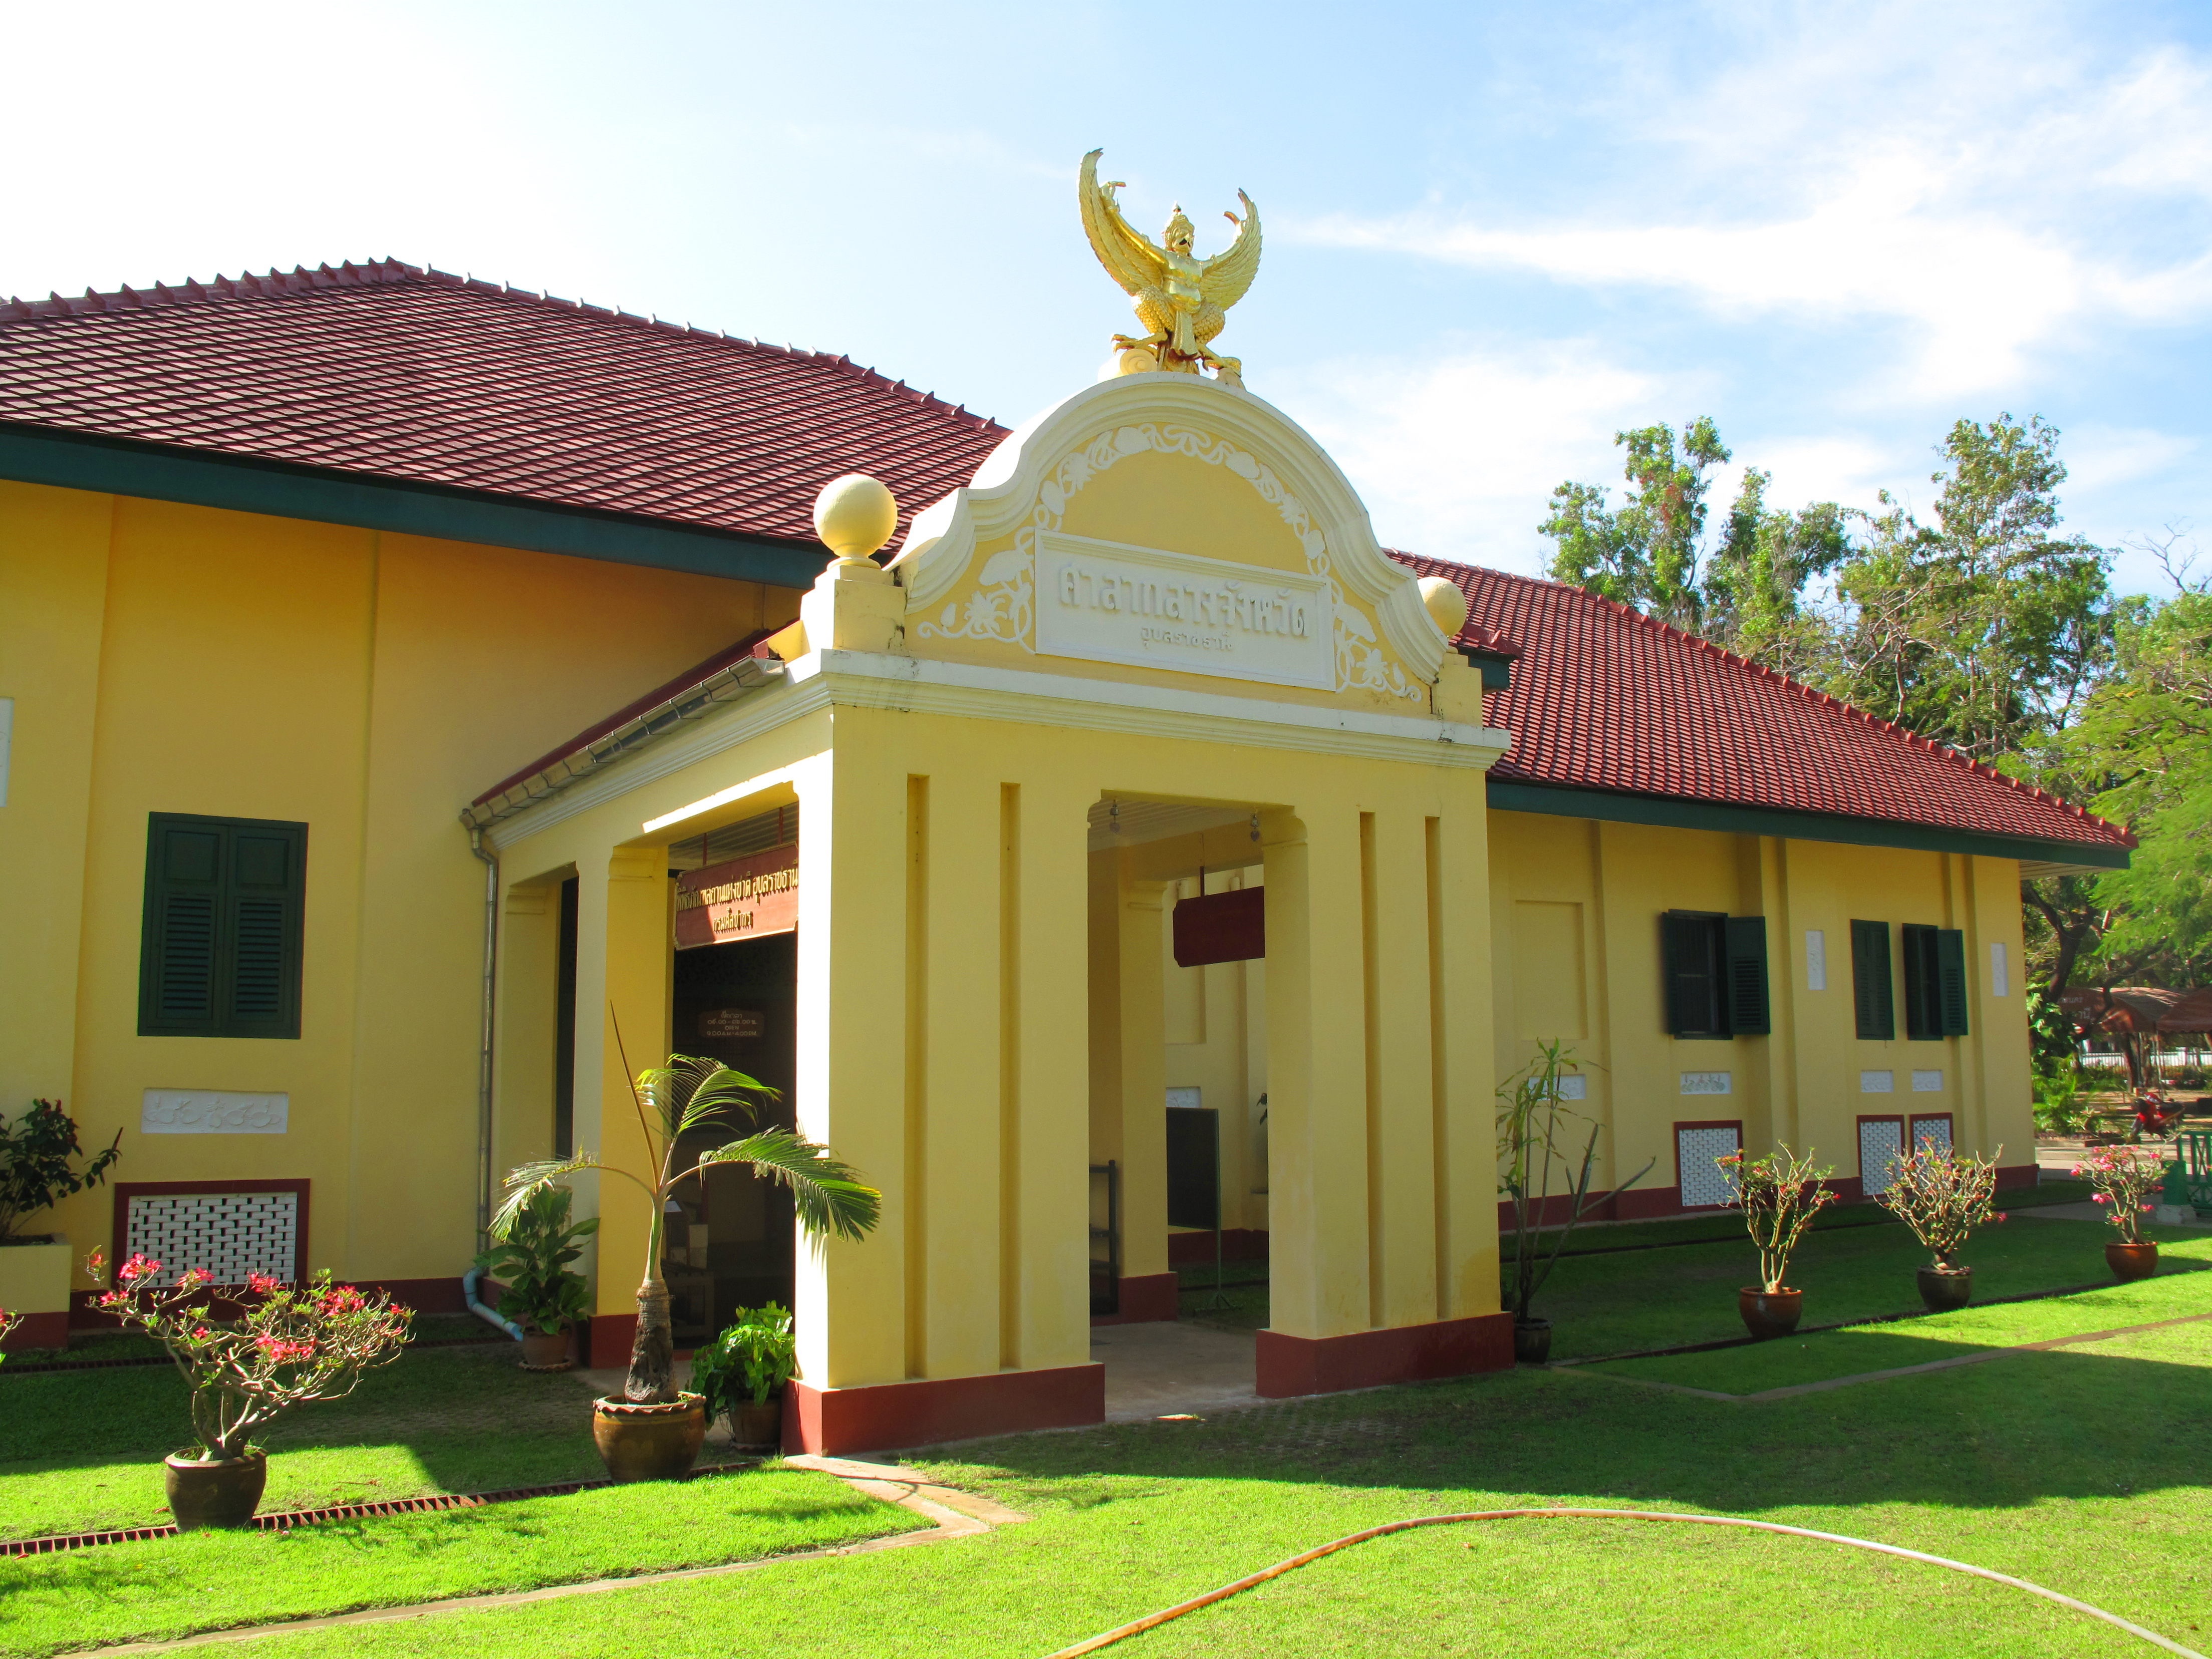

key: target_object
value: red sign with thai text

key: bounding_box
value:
[674,843,798,950]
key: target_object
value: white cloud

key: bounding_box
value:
[1271,339,1675,574]
[1291,28,2212,405]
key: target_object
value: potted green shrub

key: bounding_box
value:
[691,1302,797,1450]
[1495,1040,1653,1364]
[0,1099,121,1350]
[86,1250,411,1528]
[1720,1145,1837,1338]
[2076,1145,2164,1280]
[495,1053,878,1483]
[1876,1142,2006,1310]
[474,1184,596,1369]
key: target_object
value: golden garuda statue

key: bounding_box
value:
[1080,149,1261,386]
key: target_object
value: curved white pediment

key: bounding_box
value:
[891,373,1449,698]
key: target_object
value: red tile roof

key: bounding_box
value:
[1393,550,2134,854]
[0,260,1007,550]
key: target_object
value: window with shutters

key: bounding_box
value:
[1900,924,1970,1040]
[1850,920,1895,1040]
[1660,912,1770,1039]
[138,814,307,1039]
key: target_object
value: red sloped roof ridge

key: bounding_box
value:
[0,258,1007,548]
[1391,549,2133,852]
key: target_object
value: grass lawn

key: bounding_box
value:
[0,1345,919,1653]
[189,1265,2212,1659]
[1186,1205,2212,1363]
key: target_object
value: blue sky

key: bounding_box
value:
[6,0,2206,595]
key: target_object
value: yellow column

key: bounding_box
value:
[1432,806,1499,1320]
[1365,809,1440,1329]
[1008,779,1095,1371]
[1262,807,1370,1339]
[1116,856,1170,1283]
[591,845,670,1326]
[789,749,912,1390]
[918,774,1004,1378]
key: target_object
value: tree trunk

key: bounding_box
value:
[625,1276,674,1403]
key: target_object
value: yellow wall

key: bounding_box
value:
[1487,809,2034,1196]
[0,479,797,1288]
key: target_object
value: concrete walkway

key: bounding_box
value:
[1091,1320,1261,1421]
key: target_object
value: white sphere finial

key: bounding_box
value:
[813,473,900,570]
[1418,575,1472,639]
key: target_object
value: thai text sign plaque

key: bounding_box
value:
[675,843,798,949]
[1035,531,1334,690]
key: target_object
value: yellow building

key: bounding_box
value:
[0,259,2129,1445]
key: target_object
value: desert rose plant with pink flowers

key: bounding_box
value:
[1876,1144,2007,1271]
[87,1250,411,1462]
[2074,1147,2163,1246]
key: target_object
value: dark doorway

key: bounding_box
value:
[667,930,798,1345]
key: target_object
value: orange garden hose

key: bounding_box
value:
[1043,1508,2207,1657]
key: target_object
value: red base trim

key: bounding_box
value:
[1255,1312,1512,1398]
[2,1311,69,1353]
[785,1363,1105,1454]
[1167,1228,1269,1267]
[1998,1163,2040,1190]
[1091,1272,1179,1326]
[588,1313,639,1370]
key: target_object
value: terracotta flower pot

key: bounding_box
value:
[2107,1241,2159,1282]
[729,1397,783,1450]
[592,1394,707,1483]
[1738,1287,1803,1340]
[520,1329,572,1370]
[165,1451,268,1530]
[1512,1319,1553,1366]
[1917,1266,1973,1312]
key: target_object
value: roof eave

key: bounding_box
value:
[1486,778,2132,872]
[0,420,833,588]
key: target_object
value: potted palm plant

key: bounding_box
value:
[691,1302,797,1450]
[474,1184,596,1369]
[0,1099,121,1350]
[1876,1142,2005,1310]
[1720,1145,1837,1338]
[493,1053,878,1483]
[1496,1040,1652,1364]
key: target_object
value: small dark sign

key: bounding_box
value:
[699,1008,763,1040]
[1173,887,1265,967]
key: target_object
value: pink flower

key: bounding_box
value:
[2141,1204,2155,1213]
[2093,1193,2110,1203]
[245,1272,283,1295]
[1995,1213,2008,1223]
[192,1326,210,1339]
[118,1254,160,1283]
[177,1267,213,1289]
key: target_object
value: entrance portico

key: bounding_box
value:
[480,371,1515,1451]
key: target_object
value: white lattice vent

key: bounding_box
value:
[126,1192,299,1283]
[1860,1119,1905,1195]
[1911,1116,1954,1154]
[1677,1125,1742,1208]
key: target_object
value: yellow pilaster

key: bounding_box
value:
[492,881,559,1182]
[1432,806,1499,1319]
[1262,807,1370,1339]
[593,845,670,1318]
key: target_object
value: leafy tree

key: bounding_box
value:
[1540,418,1731,633]
[2057,554,2212,988]
[1541,419,1848,668]
[1704,468,1851,674]
[1821,415,2114,766]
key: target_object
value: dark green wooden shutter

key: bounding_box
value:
[1724,916,1771,1035]
[1850,920,1894,1040]
[1901,924,1945,1040]
[1662,912,1706,1036]
[140,814,307,1038]
[1936,928,1970,1036]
